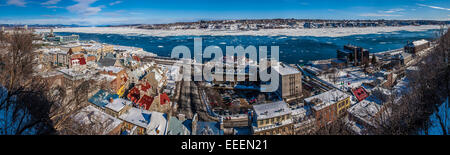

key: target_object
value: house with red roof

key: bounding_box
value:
[138,95,154,110]
[70,57,87,69]
[148,93,172,113]
[160,93,170,105]
[127,82,154,105]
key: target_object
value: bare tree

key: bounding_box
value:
[0,29,99,135]
[0,29,55,135]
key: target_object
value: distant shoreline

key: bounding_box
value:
[36,25,444,37]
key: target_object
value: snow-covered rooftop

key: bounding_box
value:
[73,105,123,134]
[253,101,291,120]
[119,107,152,128]
[146,111,168,135]
[305,89,351,111]
[273,62,300,76]
[105,98,131,112]
[348,99,382,127]
[100,66,123,74]
[412,39,429,46]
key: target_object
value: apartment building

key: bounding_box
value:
[251,101,293,135]
[305,89,351,128]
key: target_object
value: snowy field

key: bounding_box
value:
[36,25,442,37]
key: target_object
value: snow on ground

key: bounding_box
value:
[420,97,449,135]
[35,25,441,37]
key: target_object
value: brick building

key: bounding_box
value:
[305,90,351,128]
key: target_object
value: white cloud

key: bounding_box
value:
[360,8,405,18]
[41,0,60,5]
[381,8,405,13]
[417,3,450,11]
[67,0,104,16]
[359,13,402,17]
[109,1,122,6]
[7,0,26,7]
[44,5,63,9]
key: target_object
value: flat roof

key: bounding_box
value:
[305,89,351,111]
[273,62,300,76]
[105,98,131,112]
[88,90,119,108]
[253,101,291,120]
[413,39,429,46]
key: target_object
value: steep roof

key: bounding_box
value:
[98,58,116,67]
[138,95,154,110]
[166,117,191,135]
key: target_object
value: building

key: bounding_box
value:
[397,52,413,65]
[137,95,154,110]
[347,96,389,134]
[166,115,192,135]
[148,93,171,113]
[46,34,79,44]
[84,44,114,56]
[98,66,128,93]
[304,89,351,128]
[45,48,70,67]
[273,62,302,102]
[86,54,97,62]
[88,90,119,110]
[291,107,316,134]
[191,114,224,135]
[72,105,123,135]
[404,39,430,54]
[104,98,132,118]
[351,87,369,102]
[251,101,293,135]
[119,107,168,135]
[337,44,370,66]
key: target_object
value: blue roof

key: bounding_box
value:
[88,90,119,108]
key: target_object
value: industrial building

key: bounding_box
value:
[404,39,430,54]
[273,62,303,103]
[337,44,370,66]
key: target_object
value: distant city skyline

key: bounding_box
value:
[0,0,449,26]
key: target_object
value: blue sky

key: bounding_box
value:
[0,0,449,25]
